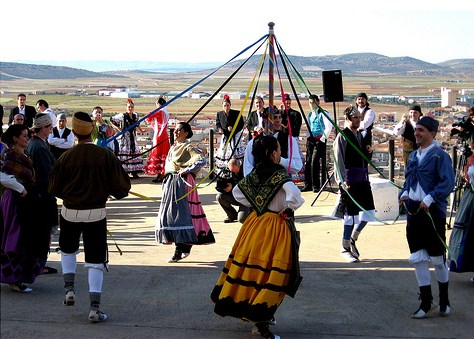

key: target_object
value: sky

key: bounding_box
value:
[2,0,474,71]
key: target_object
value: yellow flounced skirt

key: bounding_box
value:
[211,210,292,323]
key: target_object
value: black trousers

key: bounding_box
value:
[216,191,250,222]
[304,140,327,190]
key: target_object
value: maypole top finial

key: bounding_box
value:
[268,22,275,33]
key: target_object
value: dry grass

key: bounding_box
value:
[1,71,473,122]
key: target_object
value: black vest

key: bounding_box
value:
[402,121,417,145]
[343,127,369,168]
[50,127,72,159]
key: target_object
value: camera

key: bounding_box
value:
[450,116,474,140]
[98,124,107,138]
[215,178,229,193]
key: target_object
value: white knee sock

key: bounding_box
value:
[88,268,104,293]
[413,261,431,286]
[431,256,449,283]
[61,254,77,274]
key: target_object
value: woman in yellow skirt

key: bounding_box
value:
[211,135,304,339]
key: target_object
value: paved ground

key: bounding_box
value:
[1,177,473,338]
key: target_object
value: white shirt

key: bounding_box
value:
[357,106,376,138]
[233,181,305,212]
[0,172,25,193]
[43,108,56,127]
[392,119,416,136]
[243,134,303,176]
[48,127,75,149]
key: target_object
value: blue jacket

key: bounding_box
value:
[402,146,455,217]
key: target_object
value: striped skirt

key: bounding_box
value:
[155,173,215,245]
[211,210,292,323]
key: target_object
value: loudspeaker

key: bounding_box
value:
[322,70,344,102]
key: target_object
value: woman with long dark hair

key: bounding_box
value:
[211,134,304,339]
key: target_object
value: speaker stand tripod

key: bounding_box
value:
[311,170,335,206]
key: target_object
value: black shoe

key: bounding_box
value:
[224,217,237,223]
[168,250,190,263]
[350,237,360,259]
[253,322,279,338]
[312,187,321,193]
[152,174,164,183]
[300,185,312,192]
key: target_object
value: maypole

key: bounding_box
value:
[268,22,275,109]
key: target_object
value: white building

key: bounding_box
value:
[441,87,456,107]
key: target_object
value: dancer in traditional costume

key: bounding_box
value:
[1,125,46,292]
[449,133,474,281]
[155,121,215,263]
[49,112,131,322]
[111,99,144,179]
[333,106,376,263]
[399,116,455,319]
[215,94,245,181]
[143,96,170,183]
[211,135,304,339]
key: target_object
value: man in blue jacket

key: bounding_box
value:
[399,116,455,319]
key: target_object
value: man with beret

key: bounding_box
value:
[393,105,423,167]
[49,112,131,323]
[48,113,74,159]
[355,93,376,157]
[399,116,455,319]
[26,114,59,276]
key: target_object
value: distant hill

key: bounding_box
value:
[0,62,124,81]
[223,53,474,77]
[1,54,473,80]
[437,59,474,74]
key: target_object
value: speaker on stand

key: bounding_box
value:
[311,70,344,206]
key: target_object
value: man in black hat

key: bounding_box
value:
[49,112,131,323]
[399,116,455,319]
[393,105,423,167]
[355,93,376,155]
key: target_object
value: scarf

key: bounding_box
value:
[165,140,202,173]
[1,148,35,184]
[238,161,291,216]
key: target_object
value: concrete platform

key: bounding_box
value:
[1,177,473,338]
